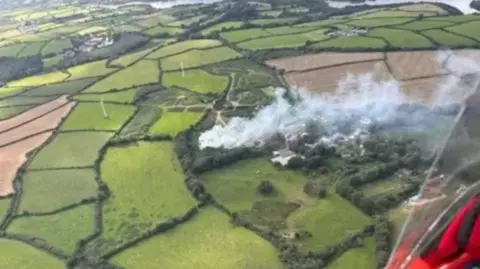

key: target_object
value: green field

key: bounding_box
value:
[0,43,27,57]
[8,204,95,254]
[28,132,113,169]
[43,54,63,68]
[149,111,202,136]
[7,71,69,87]
[265,25,318,35]
[0,95,55,107]
[293,19,347,28]
[361,178,405,197]
[161,47,242,71]
[325,237,375,269]
[312,36,387,49]
[0,239,64,269]
[168,14,208,27]
[368,28,433,48]
[18,42,46,57]
[84,60,159,93]
[162,69,229,93]
[91,141,195,253]
[19,169,97,214]
[60,103,135,131]
[67,60,117,81]
[356,10,436,19]
[220,28,272,43]
[147,39,222,59]
[393,20,454,31]
[250,18,297,26]
[110,48,155,67]
[0,199,10,219]
[111,207,283,269]
[445,21,480,41]
[21,78,98,97]
[347,17,413,27]
[421,29,478,46]
[237,30,327,50]
[75,88,137,103]
[144,25,183,36]
[201,21,244,35]
[0,105,35,120]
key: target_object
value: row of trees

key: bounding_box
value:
[0,55,43,85]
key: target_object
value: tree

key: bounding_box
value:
[258,180,275,195]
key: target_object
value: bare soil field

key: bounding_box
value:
[0,101,75,147]
[386,51,448,80]
[0,132,52,197]
[284,61,391,92]
[0,96,69,133]
[266,52,384,72]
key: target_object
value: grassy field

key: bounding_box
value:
[110,48,155,67]
[0,43,26,57]
[8,204,95,254]
[18,42,46,57]
[0,239,64,269]
[144,26,183,36]
[92,141,195,253]
[111,207,283,269]
[220,28,272,43]
[445,21,480,41]
[0,199,10,219]
[83,60,159,93]
[21,78,98,97]
[76,26,108,36]
[361,178,405,197]
[75,89,137,103]
[19,169,97,214]
[356,10,436,19]
[0,96,56,108]
[325,237,375,269]
[161,47,242,71]
[237,30,327,50]
[168,14,208,27]
[67,60,117,81]
[60,103,135,131]
[201,21,244,35]
[421,29,478,46]
[147,39,222,59]
[0,105,36,120]
[250,18,296,26]
[393,20,454,31]
[28,131,113,169]
[293,19,347,28]
[347,17,413,27]
[149,111,202,136]
[368,28,432,48]
[7,71,69,87]
[265,26,318,35]
[43,55,63,68]
[162,69,229,93]
[312,36,387,49]
[117,105,162,137]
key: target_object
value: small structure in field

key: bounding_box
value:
[271,148,298,166]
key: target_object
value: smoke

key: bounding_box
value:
[199,50,480,150]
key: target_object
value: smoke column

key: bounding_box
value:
[199,50,480,150]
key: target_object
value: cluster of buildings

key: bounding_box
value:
[326,27,369,37]
[78,33,114,52]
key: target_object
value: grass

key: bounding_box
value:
[149,111,202,136]
[220,28,272,43]
[361,178,405,197]
[421,29,478,47]
[21,78,98,97]
[0,105,35,120]
[110,48,155,67]
[8,204,95,254]
[261,10,283,17]
[265,26,318,35]
[144,25,183,36]
[90,141,195,253]
[76,26,108,36]
[250,18,297,26]
[445,21,480,41]
[0,198,10,219]
[293,19,347,28]
[7,71,69,87]
[74,89,137,103]
[43,54,63,68]
[347,17,413,27]
[67,60,117,81]
[162,69,229,93]
[237,31,327,50]
[168,14,208,27]
[287,191,372,252]
[368,28,433,48]
[28,131,113,169]
[83,60,159,93]
[19,169,98,214]
[17,42,46,57]
[312,36,387,49]
[201,21,244,35]
[60,103,136,131]
[42,39,71,56]
[0,96,55,107]
[161,47,242,71]
[325,237,375,269]
[0,43,27,57]
[111,207,283,269]
[430,14,480,23]
[147,39,222,59]
[356,10,436,19]
[394,20,454,31]
[0,239,64,269]
[118,105,162,137]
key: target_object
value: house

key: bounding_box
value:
[271,148,298,166]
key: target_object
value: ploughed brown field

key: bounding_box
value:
[266,50,478,105]
[0,96,75,197]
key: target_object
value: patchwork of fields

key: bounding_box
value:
[0,1,477,269]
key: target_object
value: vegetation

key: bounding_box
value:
[421,29,478,46]
[312,36,387,49]
[445,21,480,41]
[66,60,117,81]
[161,47,242,71]
[368,28,433,48]
[162,69,229,93]
[221,28,272,43]
[110,48,155,67]
[144,26,183,36]
[149,111,203,136]
[326,237,376,269]
[74,88,137,103]
[0,239,64,269]
[8,71,69,87]
[147,39,222,59]
[21,78,98,97]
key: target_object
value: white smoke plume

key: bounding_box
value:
[199,50,480,150]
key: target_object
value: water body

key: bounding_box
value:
[98,0,223,10]
[327,0,477,14]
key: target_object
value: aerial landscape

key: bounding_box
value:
[0,0,480,268]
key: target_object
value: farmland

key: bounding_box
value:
[0,1,478,269]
